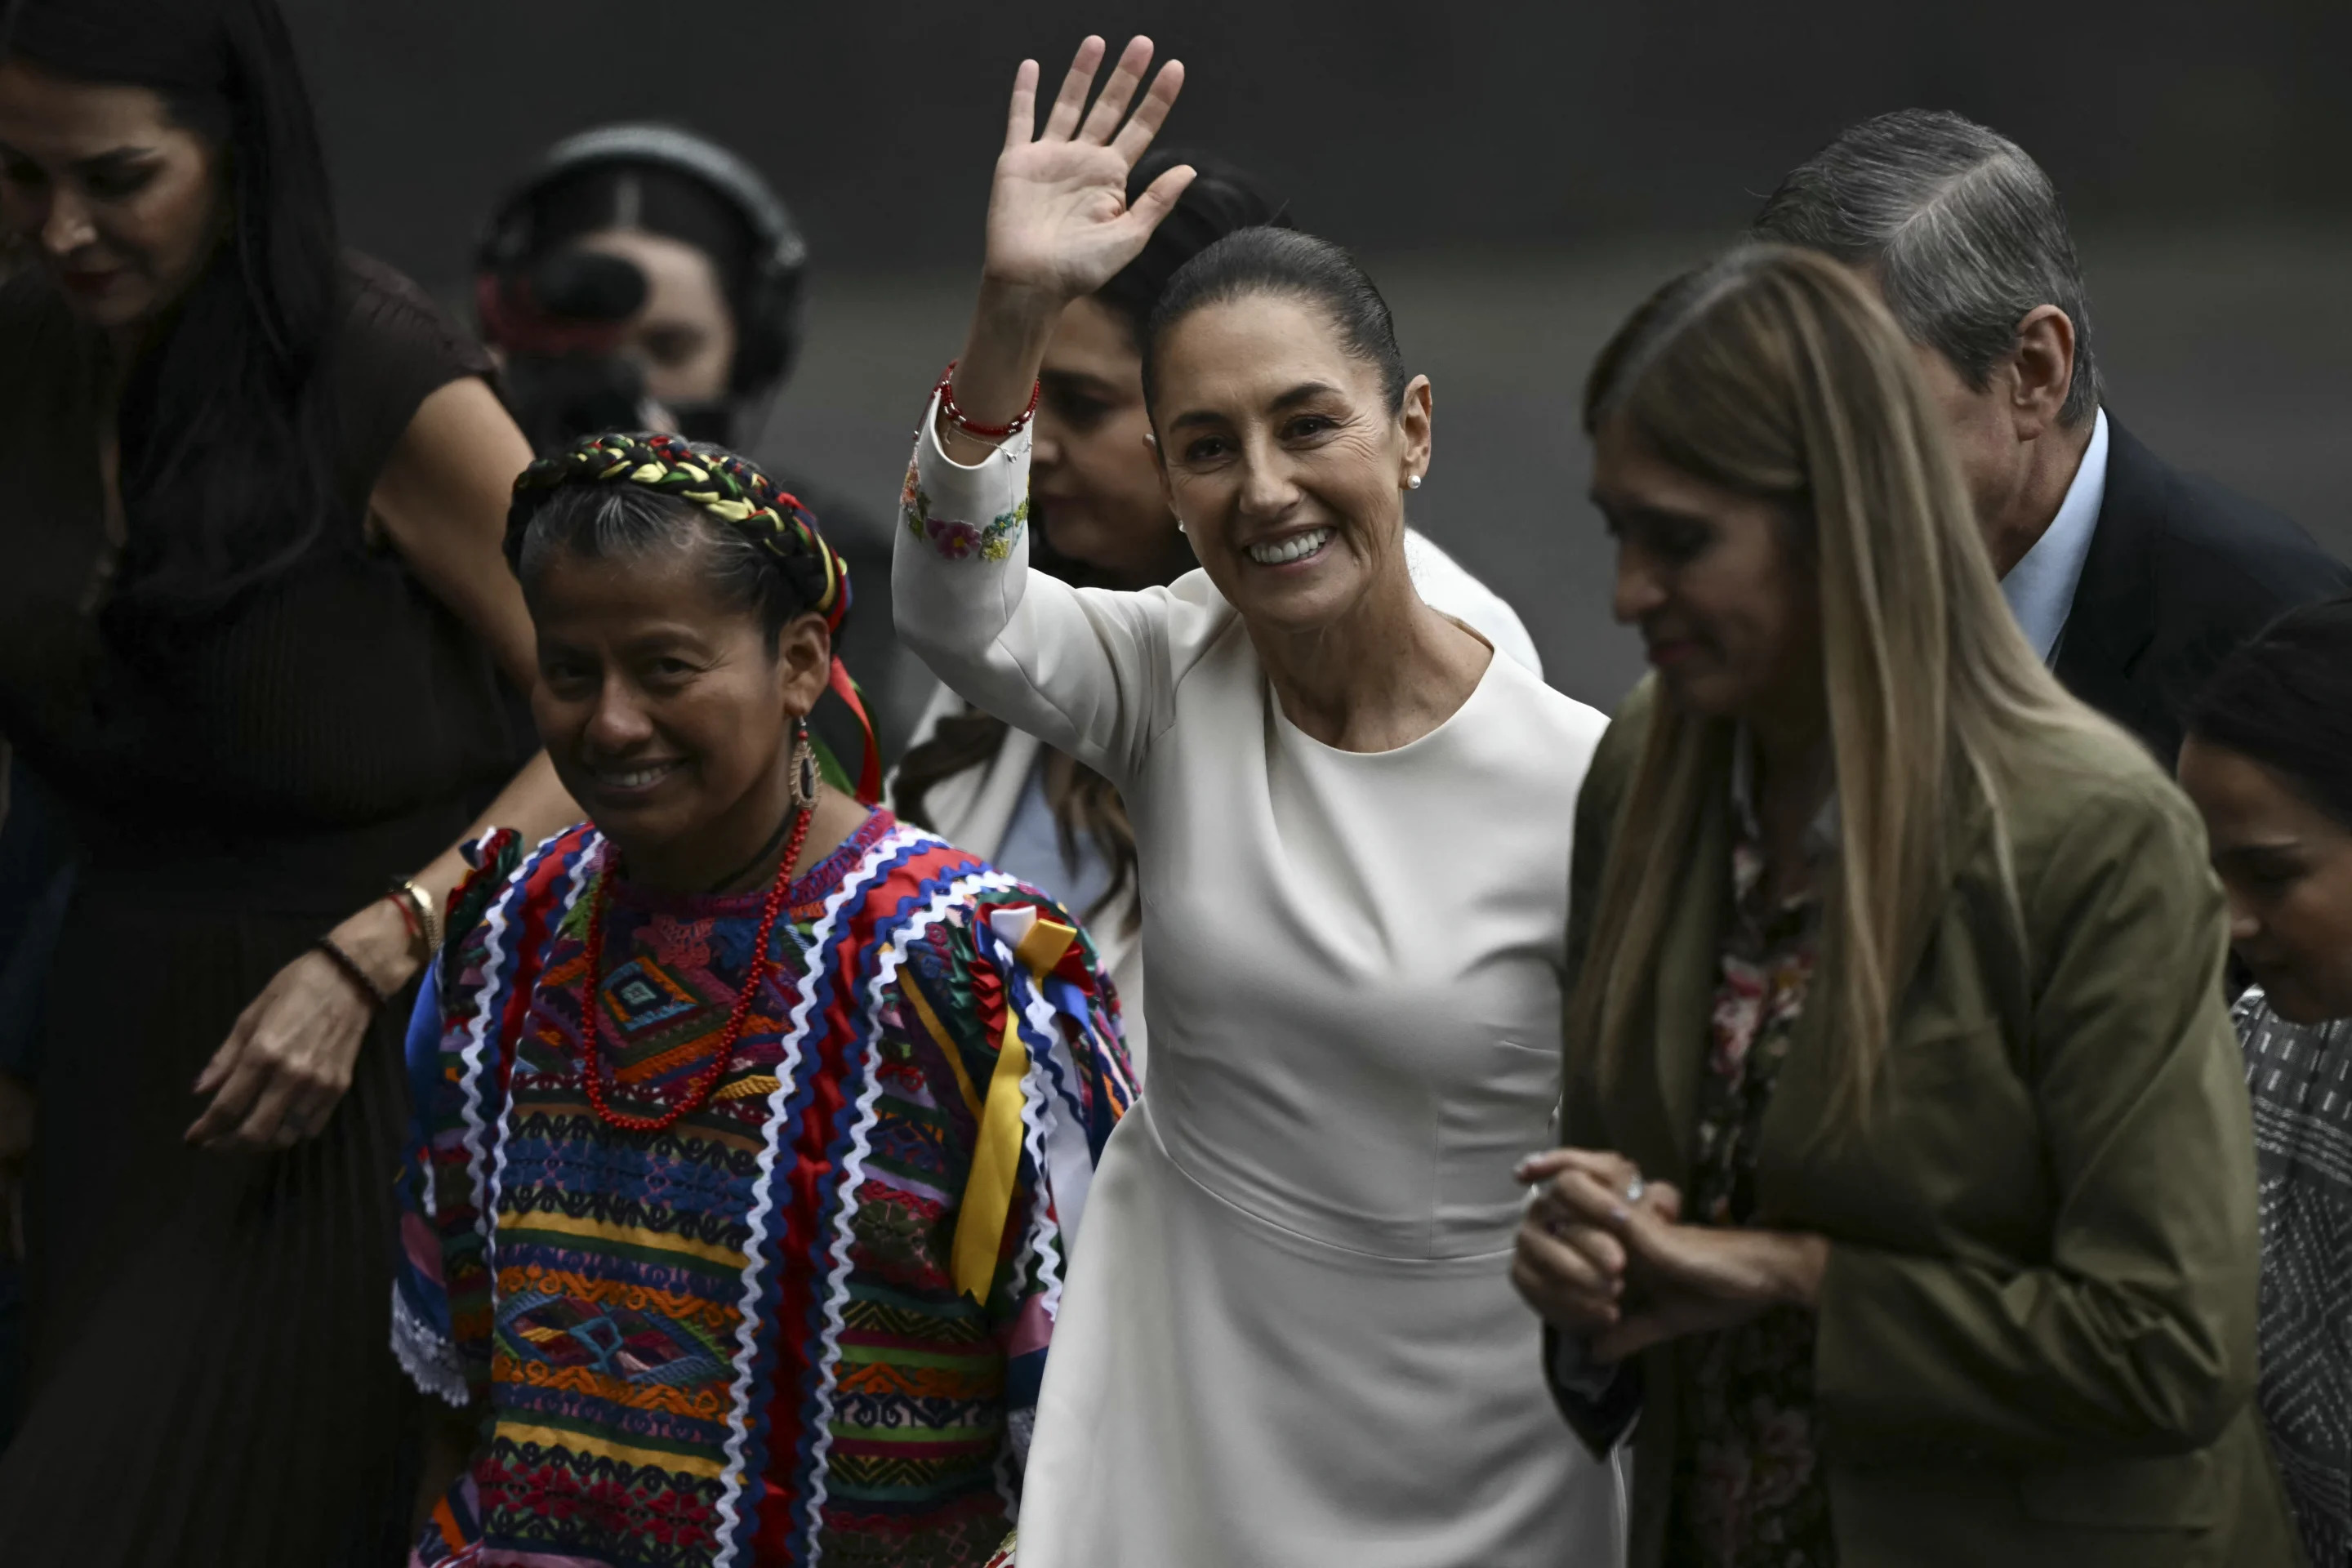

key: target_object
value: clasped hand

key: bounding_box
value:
[1510,1147,1830,1363]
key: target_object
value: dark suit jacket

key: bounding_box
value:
[2055,420,2352,767]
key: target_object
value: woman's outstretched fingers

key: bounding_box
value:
[1003,57,1040,149]
[1076,36,1155,145]
[1040,36,1107,141]
[1112,59,1187,164]
[1126,158,1197,229]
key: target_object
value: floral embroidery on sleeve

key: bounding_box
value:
[901,458,1028,563]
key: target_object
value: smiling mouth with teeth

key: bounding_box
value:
[1246,527,1334,567]
[591,760,683,791]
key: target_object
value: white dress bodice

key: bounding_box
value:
[894,402,1619,1566]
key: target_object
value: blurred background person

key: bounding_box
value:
[1752,109,2352,768]
[2178,597,2352,1568]
[889,146,1540,1075]
[0,756,69,1446]
[474,122,922,763]
[1513,246,2292,1566]
[0,0,578,1559]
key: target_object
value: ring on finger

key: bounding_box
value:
[1624,1174,1646,1205]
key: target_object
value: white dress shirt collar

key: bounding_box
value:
[1999,408,2110,664]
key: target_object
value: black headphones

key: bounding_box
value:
[475,122,810,400]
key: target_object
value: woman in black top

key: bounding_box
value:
[0,1,578,1560]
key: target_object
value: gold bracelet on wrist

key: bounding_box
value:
[388,878,443,963]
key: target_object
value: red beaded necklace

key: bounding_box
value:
[577,805,814,1134]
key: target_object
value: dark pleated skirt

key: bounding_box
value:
[0,874,421,1565]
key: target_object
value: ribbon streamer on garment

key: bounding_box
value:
[951,907,1080,1303]
[826,656,881,804]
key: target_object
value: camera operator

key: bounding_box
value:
[475,123,920,760]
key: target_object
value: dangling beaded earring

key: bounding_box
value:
[789,719,822,811]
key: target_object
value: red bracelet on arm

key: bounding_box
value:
[381,889,423,944]
[936,360,1040,441]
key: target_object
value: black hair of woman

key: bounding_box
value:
[1140,225,1408,417]
[1,0,344,630]
[507,439,844,651]
[1089,147,1289,345]
[505,430,880,802]
[2187,595,2352,829]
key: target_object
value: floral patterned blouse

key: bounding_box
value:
[1667,827,1834,1566]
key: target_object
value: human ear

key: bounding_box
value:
[2006,305,2076,439]
[1398,375,1434,489]
[772,613,834,718]
[1148,425,1179,515]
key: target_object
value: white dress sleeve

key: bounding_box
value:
[893,390,1202,791]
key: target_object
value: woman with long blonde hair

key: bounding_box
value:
[1511,245,2296,1566]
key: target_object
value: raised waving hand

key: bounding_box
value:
[985,36,1194,297]
[943,36,1194,459]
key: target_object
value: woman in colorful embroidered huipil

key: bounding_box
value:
[391,434,1132,1568]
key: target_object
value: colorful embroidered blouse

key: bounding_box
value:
[390,810,1134,1568]
[1668,831,1834,1567]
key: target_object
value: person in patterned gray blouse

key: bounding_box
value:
[2178,596,2352,1566]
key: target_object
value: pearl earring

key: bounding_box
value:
[1405,474,1423,490]
[1176,520,1187,534]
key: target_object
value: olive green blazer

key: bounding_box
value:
[1554,681,2299,1568]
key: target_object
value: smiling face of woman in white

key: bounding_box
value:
[1147,291,1430,636]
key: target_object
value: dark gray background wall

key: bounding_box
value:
[283,0,2352,711]
[289,0,2350,274]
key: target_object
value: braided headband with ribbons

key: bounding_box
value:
[507,431,880,802]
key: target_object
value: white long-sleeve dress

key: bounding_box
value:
[895,402,1619,1566]
[892,525,1549,1084]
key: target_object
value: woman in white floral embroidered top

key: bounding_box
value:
[893,34,1618,1568]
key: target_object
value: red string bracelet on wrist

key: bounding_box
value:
[381,889,423,943]
[936,359,1040,441]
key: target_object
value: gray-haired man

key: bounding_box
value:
[1755,109,2351,766]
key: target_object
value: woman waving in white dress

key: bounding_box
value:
[895,36,1618,1566]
